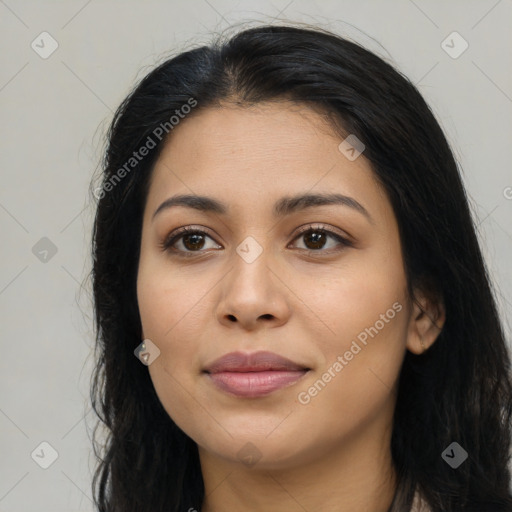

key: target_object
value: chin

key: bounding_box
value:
[199,431,313,471]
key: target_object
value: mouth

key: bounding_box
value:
[203,351,311,398]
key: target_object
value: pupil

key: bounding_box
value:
[184,233,204,250]
[306,231,325,249]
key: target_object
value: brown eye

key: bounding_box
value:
[181,232,206,251]
[303,230,328,250]
[161,226,221,255]
[290,225,352,253]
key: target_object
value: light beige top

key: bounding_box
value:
[410,490,431,512]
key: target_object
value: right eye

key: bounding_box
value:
[160,226,222,256]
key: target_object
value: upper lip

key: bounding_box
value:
[203,351,309,374]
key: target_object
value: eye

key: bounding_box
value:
[160,226,221,256]
[289,224,352,254]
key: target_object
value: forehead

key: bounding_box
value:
[144,102,390,224]
[158,101,342,166]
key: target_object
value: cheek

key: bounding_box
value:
[294,299,408,446]
[137,250,209,343]
[140,293,206,442]
[148,358,215,451]
[301,246,408,358]
[137,272,204,380]
[137,257,212,436]
[299,241,409,414]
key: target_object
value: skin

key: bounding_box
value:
[136,101,445,512]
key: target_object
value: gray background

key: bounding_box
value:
[1,0,511,510]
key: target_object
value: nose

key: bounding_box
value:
[214,246,291,331]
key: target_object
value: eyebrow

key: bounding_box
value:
[152,192,373,223]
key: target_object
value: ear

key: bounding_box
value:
[406,288,445,355]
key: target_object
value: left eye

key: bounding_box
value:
[290,227,349,252]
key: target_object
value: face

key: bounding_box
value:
[137,101,415,470]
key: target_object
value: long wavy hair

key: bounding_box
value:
[89,23,512,511]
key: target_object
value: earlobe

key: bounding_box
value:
[406,292,445,355]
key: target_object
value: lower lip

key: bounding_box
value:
[206,370,309,397]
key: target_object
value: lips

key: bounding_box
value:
[203,351,310,398]
[203,351,309,374]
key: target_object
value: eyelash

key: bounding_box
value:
[159,224,353,258]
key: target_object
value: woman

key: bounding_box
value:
[89,24,512,511]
